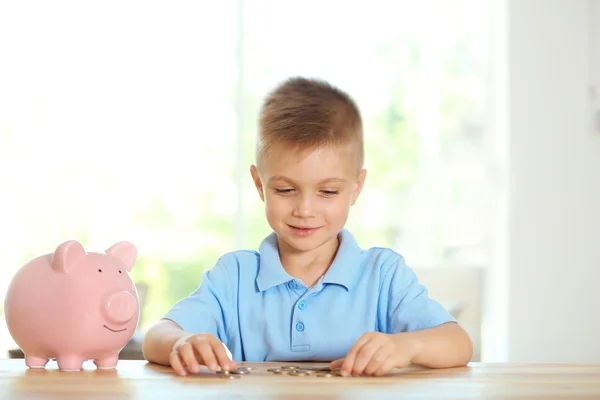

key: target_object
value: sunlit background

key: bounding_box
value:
[1,0,599,363]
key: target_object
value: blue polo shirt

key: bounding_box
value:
[163,229,455,362]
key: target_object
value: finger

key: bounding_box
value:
[329,358,344,370]
[193,340,219,371]
[374,356,399,377]
[363,346,389,376]
[179,342,201,373]
[351,340,381,376]
[169,350,187,376]
[341,334,372,376]
[211,341,237,371]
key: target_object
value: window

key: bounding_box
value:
[0,0,492,359]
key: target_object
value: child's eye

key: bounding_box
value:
[321,190,340,196]
[275,188,294,194]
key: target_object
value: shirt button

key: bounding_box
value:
[298,301,306,310]
[295,322,305,332]
[288,281,297,289]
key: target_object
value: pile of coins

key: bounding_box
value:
[213,365,345,379]
[216,366,252,379]
[267,366,343,378]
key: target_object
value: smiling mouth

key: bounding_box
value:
[103,325,126,333]
[289,225,320,230]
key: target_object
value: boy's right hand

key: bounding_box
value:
[169,333,236,376]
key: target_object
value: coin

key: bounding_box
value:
[327,368,342,376]
[316,373,335,378]
[230,369,250,375]
[281,366,300,370]
[307,367,339,373]
[272,369,289,375]
[219,374,241,379]
[293,369,313,374]
[267,368,289,375]
[288,371,310,377]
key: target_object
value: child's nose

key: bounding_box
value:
[292,194,315,217]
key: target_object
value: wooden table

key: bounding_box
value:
[1,359,599,399]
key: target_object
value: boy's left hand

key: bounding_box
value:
[330,332,415,377]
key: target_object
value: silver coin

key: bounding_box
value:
[272,369,290,375]
[229,368,250,375]
[316,373,335,378]
[288,371,310,377]
[219,374,241,379]
[290,369,313,374]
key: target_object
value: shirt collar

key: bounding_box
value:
[321,229,363,291]
[256,229,363,292]
[256,232,295,292]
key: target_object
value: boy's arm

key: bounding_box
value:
[396,321,473,368]
[142,319,191,366]
[332,321,472,376]
[332,255,472,376]
[142,258,236,367]
[383,256,473,367]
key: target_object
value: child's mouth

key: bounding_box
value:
[288,225,321,236]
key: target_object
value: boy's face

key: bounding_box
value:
[250,142,366,254]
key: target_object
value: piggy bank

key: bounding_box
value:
[4,240,140,372]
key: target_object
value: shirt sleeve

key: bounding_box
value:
[381,255,456,333]
[161,258,234,343]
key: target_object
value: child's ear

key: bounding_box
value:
[250,165,265,201]
[351,168,367,206]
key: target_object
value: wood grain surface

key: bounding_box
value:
[1,359,600,399]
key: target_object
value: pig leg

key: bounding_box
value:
[56,355,85,372]
[94,354,119,369]
[25,355,48,369]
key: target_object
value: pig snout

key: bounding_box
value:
[103,291,137,324]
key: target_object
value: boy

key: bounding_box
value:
[142,77,473,377]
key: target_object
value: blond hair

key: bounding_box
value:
[256,77,363,170]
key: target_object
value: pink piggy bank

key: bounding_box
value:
[4,240,140,372]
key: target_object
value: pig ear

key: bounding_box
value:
[51,240,87,274]
[105,241,137,272]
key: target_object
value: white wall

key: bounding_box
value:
[489,0,600,362]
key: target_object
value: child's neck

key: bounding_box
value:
[278,236,340,288]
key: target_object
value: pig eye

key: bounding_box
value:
[119,270,122,274]
[98,269,102,272]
